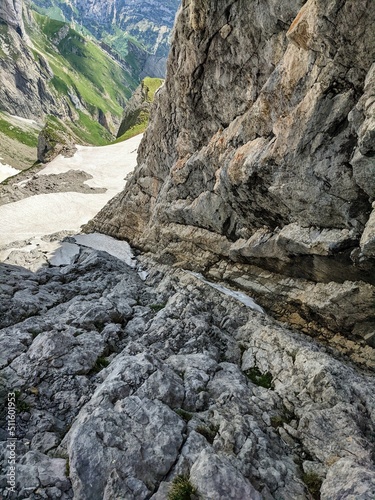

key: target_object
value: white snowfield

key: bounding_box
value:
[0,163,19,183]
[0,134,142,246]
[73,233,136,268]
[44,234,136,268]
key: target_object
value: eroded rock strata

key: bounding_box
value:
[1,246,375,498]
[86,0,375,354]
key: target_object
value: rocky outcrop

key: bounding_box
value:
[0,13,60,120]
[0,0,24,34]
[86,0,375,348]
[117,77,163,140]
[1,243,375,498]
[37,122,76,163]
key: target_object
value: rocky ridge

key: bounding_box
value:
[1,240,375,499]
[86,0,375,357]
[116,77,164,142]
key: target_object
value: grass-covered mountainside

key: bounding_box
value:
[31,0,180,59]
[0,6,143,168]
[0,0,178,172]
[115,77,163,143]
[30,12,136,142]
[0,111,41,170]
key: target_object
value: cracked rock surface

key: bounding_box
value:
[1,244,375,499]
[86,0,375,351]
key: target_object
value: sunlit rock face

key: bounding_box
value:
[0,0,24,34]
[86,0,375,348]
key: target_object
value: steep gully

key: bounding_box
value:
[1,0,375,498]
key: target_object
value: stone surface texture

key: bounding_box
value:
[0,0,24,33]
[86,0,375,346]
[1,244,375,499]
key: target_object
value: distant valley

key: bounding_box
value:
[0,0,179,176]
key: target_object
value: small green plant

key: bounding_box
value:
[14,390,31,413]
[175,409,193,422]
[270,415,285,429]
[149,302,167,312]
[91,357,110,373]
[65,458,70,477]
[244,366,273,389]
[196,423,219,444]
[271,406,295,428]
[302,472,322,499]
[168,475,197,500]
[28,329,40,339]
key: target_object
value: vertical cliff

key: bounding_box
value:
[0,0,24,34]
[86,0,375,358]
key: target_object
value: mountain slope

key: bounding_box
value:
[31,0,181,76]
[115,77,163,143]
[0,2,142,169]
[86,0,375,359]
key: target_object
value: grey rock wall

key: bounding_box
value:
[0,3,67,121]
[86,0,375,348]
[0,0,24,33]
[1,246,375,498]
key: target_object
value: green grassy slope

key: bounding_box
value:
[0,112,42,170]
[114,77,163,143]
[29,11,138,146]
[31,0,180,59]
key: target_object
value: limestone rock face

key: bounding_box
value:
[0,0,24,34]
[87,0,375,342]
[1,246,375,498]
[0,10,60,120]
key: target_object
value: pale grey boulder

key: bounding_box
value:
[190,449,263,500]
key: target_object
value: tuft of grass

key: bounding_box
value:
[168,475,197,500]
[91,356,110,374]
[175,409,193,422]
[270,415,285,429]
[65,458,70,477]
[14,390,31,413]
[302,472,322,499]
[271,406,295,429]
[244,366,273,389]
[149,302,167,312]
[196,423,219,444]
[28,328,40,339]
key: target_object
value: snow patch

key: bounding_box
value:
[38,134,142,192]
[73,233,136,268]
[49,242,80,267]
[138,270,149,281]
[0,135,142,247]
[189,272,265,313]
[0,163,19,183]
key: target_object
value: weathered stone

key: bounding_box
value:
[321,458,375,500]
[190,449,262,499]
[1,248,375,497]
[85,0,375,344]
